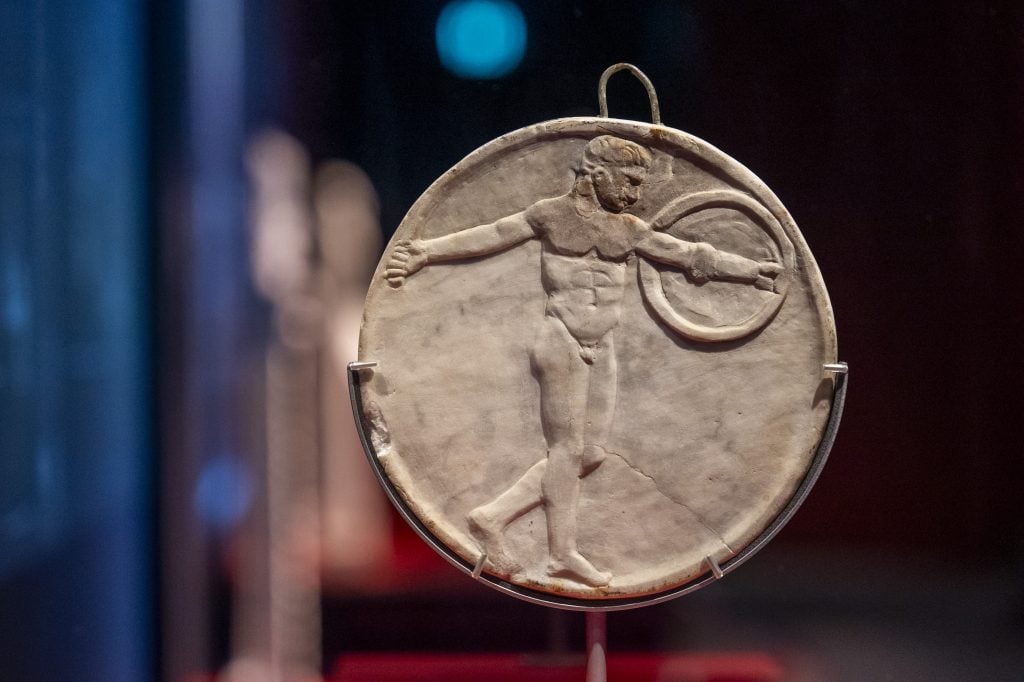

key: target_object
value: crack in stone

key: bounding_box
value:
[606,449,734,553]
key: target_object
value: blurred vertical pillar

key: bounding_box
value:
[0,0,152,680]
[246,129,324,680]
[153,0,269,679]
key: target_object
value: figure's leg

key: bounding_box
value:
[467,460,545,574]
[470,460,545,528]
[533,317,611,587]
[581,333,617,476]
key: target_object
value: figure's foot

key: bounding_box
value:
[547,551,611,587]
[467,507,522,575]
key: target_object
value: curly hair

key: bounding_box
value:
[579,135,652,176]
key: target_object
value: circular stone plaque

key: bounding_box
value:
[356,117,837,605]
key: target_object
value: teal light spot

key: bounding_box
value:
[436,0,526,79]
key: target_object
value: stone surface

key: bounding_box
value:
[356,118,837,600]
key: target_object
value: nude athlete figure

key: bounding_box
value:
[386,136,782,587]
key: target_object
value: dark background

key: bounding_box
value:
[278,0,1024,558]
[287,2,1024,677]
[1,1,1022,680]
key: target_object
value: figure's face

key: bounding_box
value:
[591,164,646,212]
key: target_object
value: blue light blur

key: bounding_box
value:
[0,1,152,678]
[194,454,253,532]
[436,0,526,79]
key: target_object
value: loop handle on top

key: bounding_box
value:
[598,63,661,125]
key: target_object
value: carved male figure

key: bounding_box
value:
[386,136,781,587]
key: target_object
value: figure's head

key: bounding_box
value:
[579,136,652,212]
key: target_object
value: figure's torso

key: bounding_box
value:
[527,196,650,345]
[540,249,627,345]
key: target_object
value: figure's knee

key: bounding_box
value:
[543,444,583,498]
[546,443,584,470]
[581,444,608,475]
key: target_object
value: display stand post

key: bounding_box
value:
[586,611,607,682]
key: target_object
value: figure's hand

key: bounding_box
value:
[385,239,428,287]
[754,261,783,292]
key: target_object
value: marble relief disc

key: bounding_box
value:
[356,117,837,603]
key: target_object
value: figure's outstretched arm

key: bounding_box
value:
[636,232,783,291]
[385,212,536,287]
